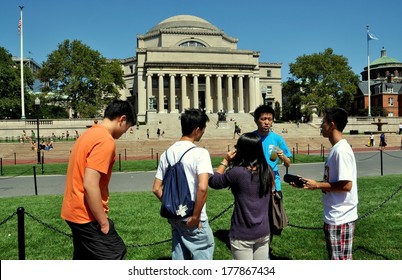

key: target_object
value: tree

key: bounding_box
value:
[274,101,281,120]
[37,40,125,118]
[287,48,359,116]
[282,79,302,121]
[0,46,34,119]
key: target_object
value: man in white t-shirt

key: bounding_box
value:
[152,108,214,260]
[301,107,358,260]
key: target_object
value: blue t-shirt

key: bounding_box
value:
[254,130,292,191]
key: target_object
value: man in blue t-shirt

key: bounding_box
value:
[253,105,292,196]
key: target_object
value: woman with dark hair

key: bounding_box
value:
[209,132,275,260]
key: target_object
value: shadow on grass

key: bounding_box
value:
[214,229,230,251]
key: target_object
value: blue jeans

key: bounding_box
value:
[169,219,215,260]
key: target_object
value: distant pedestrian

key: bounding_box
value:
[369,133,374,147]
[399,123,402,135]
[146,129,150,139]
[233,122,241,139]
[379,133,386,150]
[157,128,161,138]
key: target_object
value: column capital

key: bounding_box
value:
[180,73,188,77]
[169,73,176,77]
[216,74,223,78]
[146,73,153,77]
[227,74,234,78]
[158,73,165,77]
[192,74,200,77]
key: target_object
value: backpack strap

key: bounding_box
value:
[166,146,196,166]
[178,146,196,162]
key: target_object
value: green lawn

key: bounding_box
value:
[0,174,401,260]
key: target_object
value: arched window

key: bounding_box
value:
[179,41,206,47]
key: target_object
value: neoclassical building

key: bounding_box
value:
[119,15,282,123]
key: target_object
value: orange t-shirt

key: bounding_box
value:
[61,125,115,224]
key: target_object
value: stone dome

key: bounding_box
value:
[371,47,400,66]
[147,15,220,34]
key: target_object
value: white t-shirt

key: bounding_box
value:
[155,141,213,221]
[322,139,358,225]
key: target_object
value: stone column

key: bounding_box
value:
[137,68,146,117]
[169,74,177,113]
[180,74,187,112]
[146,73,153,110]
[248,75,255,113]
[193,74,199,109]
[205,74,212,113]
[227,75,234,113]
[158,73,165,113]
[217,74,223,111]
[238,75,244,113]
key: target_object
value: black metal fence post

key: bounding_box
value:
[380,149,384,176]
[118,153,121,172]
[17,207,25,260]
[41,152,44,174]
[33,166,38,195]
[156,152,159,169]
[292,147,295,163]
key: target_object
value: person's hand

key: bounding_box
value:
[225,149,237,163]
[303,178,319,190]
[186,216,201,228]
[99,221,110,234]
[276,148,285,160]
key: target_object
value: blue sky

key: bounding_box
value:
[1,0,401,80]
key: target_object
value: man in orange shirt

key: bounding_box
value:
[61,100,136,259]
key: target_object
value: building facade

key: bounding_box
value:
[354,47,402,117]
[119,15,282,123]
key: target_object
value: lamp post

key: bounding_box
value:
[35,97,40,164]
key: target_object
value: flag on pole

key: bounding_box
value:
[18,18,22,33]
[367,32,378,40]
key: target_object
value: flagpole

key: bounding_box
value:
[366,25,371,117]
[19,5,26,119]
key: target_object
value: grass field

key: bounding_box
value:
[0,174,401,260]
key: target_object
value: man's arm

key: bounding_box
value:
[83,167,109,234]
[303,179,352,192]
[152,178,163,201]
[186,173,209,228]
[278,151,291,167]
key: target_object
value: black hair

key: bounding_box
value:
[323,107,348,132]
[253,104,275,121]
[231,132,274,197]
[180,108,210,136]
[103,100,137,126]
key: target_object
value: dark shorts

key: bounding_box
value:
[66,218,127,260]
